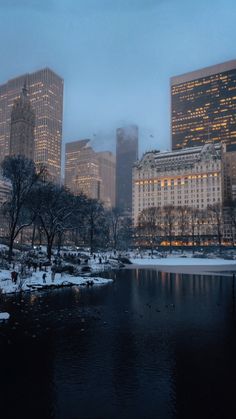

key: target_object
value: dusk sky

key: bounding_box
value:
[0,0,236,156]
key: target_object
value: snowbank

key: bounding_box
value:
[129,256,236,274]
[0,269,112,295]
[0,312,10,321]
[130,257,236,266]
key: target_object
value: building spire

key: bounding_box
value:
[207,123,213,144]
[22,79,28,97]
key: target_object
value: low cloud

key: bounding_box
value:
[0,0,54,12]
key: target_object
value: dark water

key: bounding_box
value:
[1,269,236,419]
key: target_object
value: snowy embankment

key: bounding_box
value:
[130,256,236,274]
[0,269,112,295]
[0,312,9,320]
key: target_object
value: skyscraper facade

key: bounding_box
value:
[97,151,116,208]
[171,60,236,151]
[116,125,138,212]
[65,140,101,200]
[0,68,63,182]
[65,140,116,207]
[9,85,35,160]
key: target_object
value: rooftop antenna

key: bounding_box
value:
[207,122,214,144]
[207,123,210,142]
[22,79,28,97]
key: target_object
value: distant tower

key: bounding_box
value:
[116,125,139,213]
[0,68,63,183]
[9,82,35,160]
[97,151,116,208]
[65,139,102,200]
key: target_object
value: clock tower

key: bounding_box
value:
[9,82,35,161]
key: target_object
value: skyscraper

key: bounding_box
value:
[116,125,138,212]
[171,60,236,151]
[0,68,63,182]
[65,140,101,200]
[9,84,35,160]
[97,151,116,208]
[65,140,116,207]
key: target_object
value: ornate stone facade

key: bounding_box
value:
[0,68,63,183]
[132,143,223,226]
[9,84,35,160]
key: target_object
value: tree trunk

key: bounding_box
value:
[57,231,63,253]
[218,223,222,252]
[8,236,14,263]
[169,228,172,254]
[38,226,42,245]
[31,222,36,248]
[47,236,54,261]
[192,226,195,254]
[75,228,79,246]
[90,221,94,254]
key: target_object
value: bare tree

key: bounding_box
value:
[84,198,105,254]
[1,155,43,262]
[70,193,91,247]
[117,215,133,251]
[188,208,202,251]
[107,207,123,250]
[161,205,176,252]
[178,206,191,247]
[208,203,224,249]
[138,206,160,252]
[225,200,236,245]
[196,209,208,246]
[29,182,75,260]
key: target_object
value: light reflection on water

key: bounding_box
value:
[0,269,236,419]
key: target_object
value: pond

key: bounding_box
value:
[0,269,236,419]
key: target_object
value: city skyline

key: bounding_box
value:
[0,68,63,182]
[1,4,236,419]
[0,0,235,155]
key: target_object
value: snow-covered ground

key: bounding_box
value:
[0,312,9,320]
[129,256,236,274]
[130,257,236,266]
[1,246,236,295]
[0,268,112,295]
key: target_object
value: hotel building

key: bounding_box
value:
[0,68,63,182]
[223,150,236,201]
[171,60,236,151]
[132,144,223,234]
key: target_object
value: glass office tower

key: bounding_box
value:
[171,60,236,151]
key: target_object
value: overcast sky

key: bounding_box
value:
[0,0,236,156]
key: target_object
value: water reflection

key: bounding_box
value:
[0,270,236,419]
